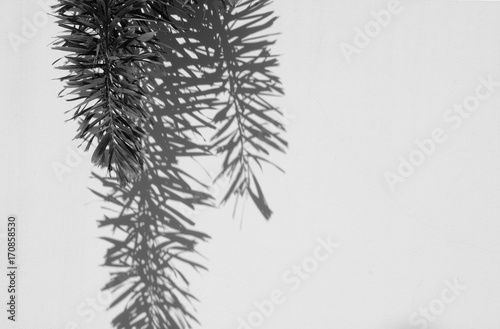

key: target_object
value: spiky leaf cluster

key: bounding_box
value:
[53,0,193,183]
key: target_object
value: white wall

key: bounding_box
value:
[1,1,500,329]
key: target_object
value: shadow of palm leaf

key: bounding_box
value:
[210,0,287,220]
[90,1,285,328]
[92,4,221,328]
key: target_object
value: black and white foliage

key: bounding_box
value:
[53,0,285,328]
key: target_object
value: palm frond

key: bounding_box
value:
[53,0,192,184]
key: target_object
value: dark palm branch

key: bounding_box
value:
[53,0,192,184]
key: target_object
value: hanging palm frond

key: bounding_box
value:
[53,0,189,184]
